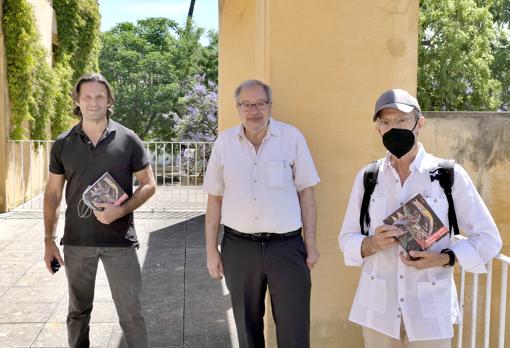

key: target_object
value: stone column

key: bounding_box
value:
[218,1,419,345]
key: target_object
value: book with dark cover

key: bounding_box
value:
[383,193,448,257]
[82,172,128,210]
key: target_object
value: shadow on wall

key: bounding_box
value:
[116,214,234,347]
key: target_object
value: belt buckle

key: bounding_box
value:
[251,232,271,241]
[260,233,272,240]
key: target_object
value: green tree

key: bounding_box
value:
[199,30,219,84]
[418,0,502,110]
[488,0,510,109]
[488,0,510,23]
[99,18,218,140]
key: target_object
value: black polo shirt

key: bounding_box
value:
[49,119,149,247]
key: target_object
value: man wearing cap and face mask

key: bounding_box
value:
[338,89,502,347]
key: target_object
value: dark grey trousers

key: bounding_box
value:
[63,245,149,348]
[221,230,311,348]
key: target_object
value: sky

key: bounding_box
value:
[98,0,218,34]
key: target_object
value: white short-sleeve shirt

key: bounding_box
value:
[204,118,320,233]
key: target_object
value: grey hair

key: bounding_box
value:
[234,79,272,104]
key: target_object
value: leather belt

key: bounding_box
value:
[224,225,301,241]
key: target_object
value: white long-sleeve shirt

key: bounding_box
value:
[339,144,502,341]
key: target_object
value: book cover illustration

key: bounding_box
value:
[383,193,449,255]
[82,172,128,210]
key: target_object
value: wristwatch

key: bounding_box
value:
[440,248,456,267]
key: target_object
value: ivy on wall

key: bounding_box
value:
[3,0,100,140]
[3,0,37,139]
[52,0,100,81]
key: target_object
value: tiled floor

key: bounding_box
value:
[0,212,236,348]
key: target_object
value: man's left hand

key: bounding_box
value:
[93,203,124,225]
[305,243,320,270]
[399,250,449,270]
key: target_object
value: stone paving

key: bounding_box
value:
[0,211,237,348]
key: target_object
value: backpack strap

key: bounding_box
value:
[360,159,384,236]
[429,159,459,235]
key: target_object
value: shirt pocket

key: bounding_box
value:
[265,160,289,190]
[356,269,387,314]
[368,196,386,235]
[417,278,451,318]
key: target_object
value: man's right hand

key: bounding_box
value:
[44,241,64,274]
[206,248,224,280]
[361,224,405,258]
[373,224,405,249]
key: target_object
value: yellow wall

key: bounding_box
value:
[0,0,57,212]
[219,0,419,346]
[0,0,8,212]
[422,112,510,348]
[27,0,57,60]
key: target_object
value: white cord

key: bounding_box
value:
[77,198,92,219]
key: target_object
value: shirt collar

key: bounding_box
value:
[73,118,118,136]
[383,143,432,174]
[237,117,281,140]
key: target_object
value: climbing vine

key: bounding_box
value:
[3,0,100,139]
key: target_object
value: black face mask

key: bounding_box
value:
[381,119,419,158]
[382,129,415,158]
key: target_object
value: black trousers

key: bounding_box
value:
[221,229,311,348]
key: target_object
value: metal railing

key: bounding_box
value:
[6,140,53,211]
[6,140,214,212]
[456,235,510,348]
[4,140,510,346]
[142,141,213,212]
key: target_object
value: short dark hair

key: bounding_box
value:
[72,73,115,117]
[234,79,272,104]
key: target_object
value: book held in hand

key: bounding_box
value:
[383,193,448,257]
[82,172,128,210]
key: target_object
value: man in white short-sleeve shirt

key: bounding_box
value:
[204,79,320,348]
[339,89,502,348]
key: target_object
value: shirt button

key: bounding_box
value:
[371,276,374,280]
[398,308,402,312]
[400,202,404,206]
[432,282,436,286]
[397,314,401,318]
[254,179,257,183]
[399,275,404,279]
[395,179,399,183]
[400,298,404,302]
[254,217,258,220]
[253,198,257,201]
[434,199,437,203]
[254,162,257,165]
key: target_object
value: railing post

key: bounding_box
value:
[470,273,479,348]
[458,268,466,348]
[483,261,492,348]
[499,261,508,348]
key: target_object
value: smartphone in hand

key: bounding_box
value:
[50,258,61,273]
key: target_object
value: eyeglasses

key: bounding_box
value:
[238,101,270,112]
[376,114,417,130]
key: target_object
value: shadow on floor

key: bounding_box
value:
[116,214,233,348]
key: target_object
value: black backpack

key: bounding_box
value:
[359,159,459,236]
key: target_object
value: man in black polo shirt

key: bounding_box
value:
[43,73,156,348]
